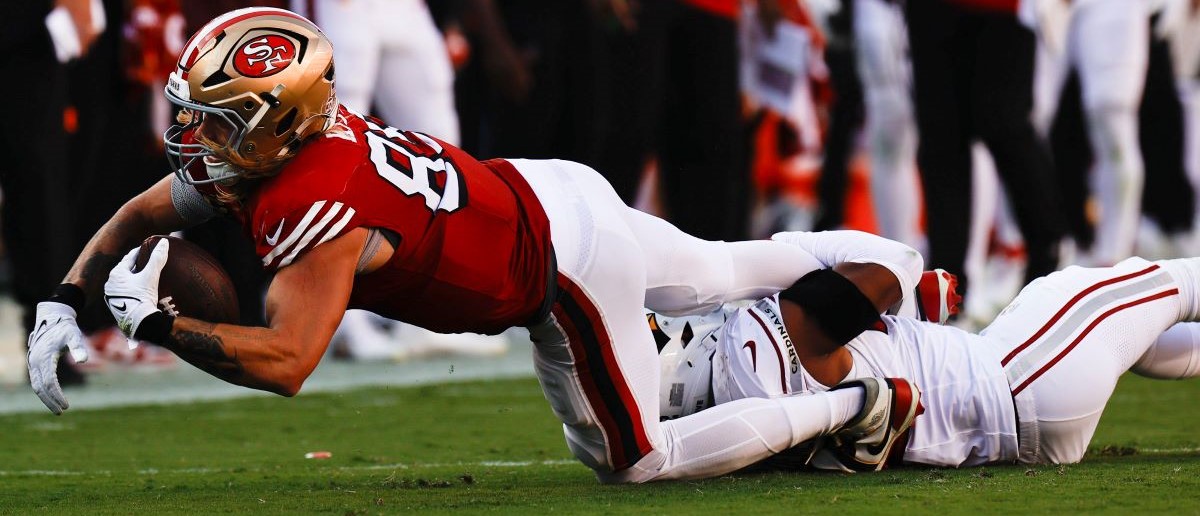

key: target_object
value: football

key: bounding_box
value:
[132,235,240,324]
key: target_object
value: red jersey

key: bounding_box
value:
[236,107,553,335]
[684,0,738,20]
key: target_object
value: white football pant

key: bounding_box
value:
[514,159,862,483]
[981,256,1200,464]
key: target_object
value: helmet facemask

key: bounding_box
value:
[164,95,247,186]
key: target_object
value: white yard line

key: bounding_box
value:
[8,449,1200,478]
[1137,447,1200,454]
[0,459,580,477]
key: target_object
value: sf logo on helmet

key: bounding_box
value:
[234,34,296,78]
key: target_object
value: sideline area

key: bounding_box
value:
[0,311,535,415]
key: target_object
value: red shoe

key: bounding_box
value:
[917,269,962,324]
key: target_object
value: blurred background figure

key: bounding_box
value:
[613,0,749,241]
[810,0,921,251]
[1165,0,1200,235]
[1,0,105,385]
[853,0,921,250]
[1028,0,1152,267]
[811,0,863,235]
[741,0,827,237]
[905,0,1065,302]
[291,0,459,145]
[446,0,612,167]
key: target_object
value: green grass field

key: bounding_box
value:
[3,374,1200,514]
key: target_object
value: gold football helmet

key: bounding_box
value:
[164,7,336,184]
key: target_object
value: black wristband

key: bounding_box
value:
[779,268,883,345]
[134,311,176,344]
[49,283,85,313]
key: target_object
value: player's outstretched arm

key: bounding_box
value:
[150,228,365,396]
[29,175,194,415]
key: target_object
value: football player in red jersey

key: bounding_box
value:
[27,7,923,482]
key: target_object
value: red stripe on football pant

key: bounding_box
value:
[556,275,653,468]
[1001,264,1161,366]
[1011,288,1179,396]
[550,302,630,467]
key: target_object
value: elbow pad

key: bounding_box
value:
[779,269,883,345]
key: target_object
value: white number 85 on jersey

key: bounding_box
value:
[363,118,465,214]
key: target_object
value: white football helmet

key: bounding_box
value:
[651,308,731,420]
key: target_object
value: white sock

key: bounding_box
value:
[829,386,866,427]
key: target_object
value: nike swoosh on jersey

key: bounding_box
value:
[743,341,757,371]
[265,220,285,246]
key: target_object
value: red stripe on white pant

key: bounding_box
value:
[1001,264,1162,366]
[1010,288,1179,396]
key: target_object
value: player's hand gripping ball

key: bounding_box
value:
[131,235,241,324]
[105,236,240,343]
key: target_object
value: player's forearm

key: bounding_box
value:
[832,262,904,314]
[63,176,187,303]
[771,231,924,296]
[162,318,316,397]
[63,204,161,302]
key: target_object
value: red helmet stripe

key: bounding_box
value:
[179,8,311,70]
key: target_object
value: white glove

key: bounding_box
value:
[27,301,89,415]
[104,239,169,341]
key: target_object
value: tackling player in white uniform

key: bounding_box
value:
[656,230,1200,468]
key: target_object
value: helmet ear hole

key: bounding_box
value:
[323,63,334,82]
[275,108,298,137]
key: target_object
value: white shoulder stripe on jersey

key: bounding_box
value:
[278,207,356,268]
[277,202,346,267]
[261,200,327,266]
[313,207,356,248]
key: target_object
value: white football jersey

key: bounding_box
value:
[658,296,1020,467]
